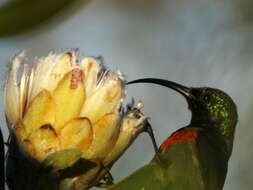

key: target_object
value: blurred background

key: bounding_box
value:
[0,0,253,189]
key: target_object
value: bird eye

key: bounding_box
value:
[203,94,211,101]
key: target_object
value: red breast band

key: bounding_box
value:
[160,129,198,150]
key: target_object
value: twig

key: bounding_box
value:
[0,127,5,190]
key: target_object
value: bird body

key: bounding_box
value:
[154,126,228,190]
[108,78,238,190]
[109,126,228,190]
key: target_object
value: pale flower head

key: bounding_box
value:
[4,52,146,170]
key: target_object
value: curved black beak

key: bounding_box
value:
[127,78,194,99]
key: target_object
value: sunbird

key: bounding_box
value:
[108,78,238,190]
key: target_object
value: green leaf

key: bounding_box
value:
[107,163,165,190]
[42,149,83,171]
[0,0,77,36]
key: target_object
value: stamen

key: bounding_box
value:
[70,68,83,89]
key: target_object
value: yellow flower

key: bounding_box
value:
[4,52,147,189]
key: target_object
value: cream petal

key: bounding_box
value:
[25,68,34,111]
[29,124,60,161]
[103,115,146,166]
[80,57,102,96]
[80,72,124,124]
[84,112,120,160]
[19,64,29,119]
[52,69,85,131]
[23,90,55,137]
[29,53,73,102]
[5,53,25,126]
[14,121,28,142]
[59,117,93,150]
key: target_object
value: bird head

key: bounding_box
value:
[127,78,238,155]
